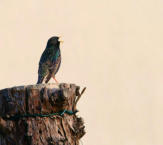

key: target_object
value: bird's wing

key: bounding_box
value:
[39,48,49,65]
[37,63,49,84]
[37,47,51,84]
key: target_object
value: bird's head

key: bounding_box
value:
[47,36,63,47]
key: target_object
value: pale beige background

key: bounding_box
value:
[0,0,163,145]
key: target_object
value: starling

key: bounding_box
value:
[37,36,62,84]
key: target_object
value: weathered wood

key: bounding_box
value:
[0,83,85,145]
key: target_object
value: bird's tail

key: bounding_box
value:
[36,80,40,84]
[37,75,43,84]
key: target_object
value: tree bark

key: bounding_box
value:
[0,83,85,145]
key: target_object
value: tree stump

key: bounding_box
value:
[0,83,86,145]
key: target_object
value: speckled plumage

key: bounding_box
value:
[37,36,61,84]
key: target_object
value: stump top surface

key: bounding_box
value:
[0,83,78,91]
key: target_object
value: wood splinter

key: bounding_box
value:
[73,87,86,111]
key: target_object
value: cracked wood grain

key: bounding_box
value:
[0,83,86,145]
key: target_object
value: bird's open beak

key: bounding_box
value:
[58,36,64,44]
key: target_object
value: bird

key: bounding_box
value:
[37,36,63,84]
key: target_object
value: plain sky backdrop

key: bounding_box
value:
[0,0,163,145]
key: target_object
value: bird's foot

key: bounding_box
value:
[52,76,59,84]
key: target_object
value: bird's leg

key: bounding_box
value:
[52,76,58,84]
